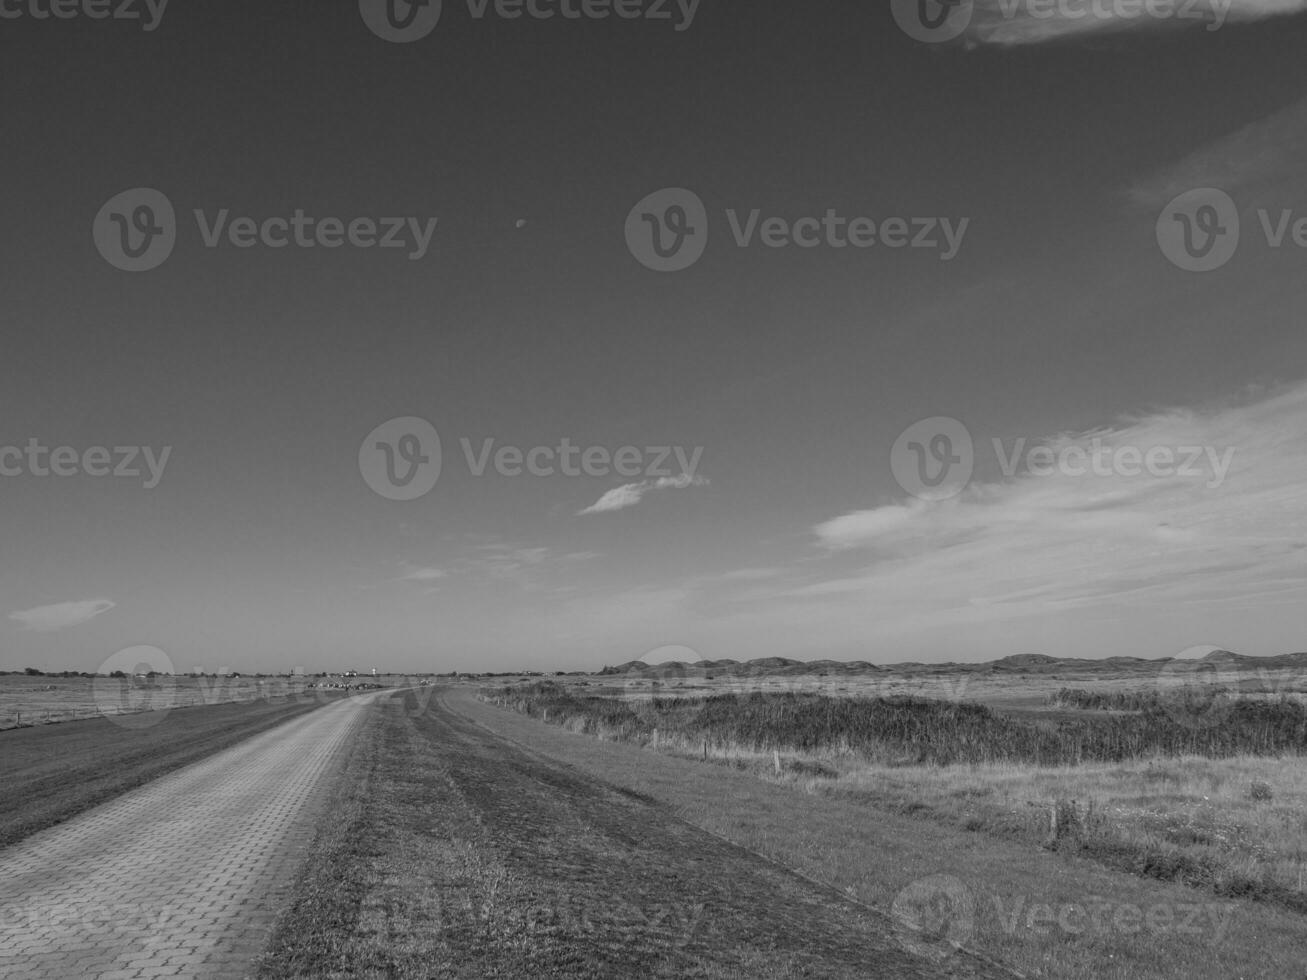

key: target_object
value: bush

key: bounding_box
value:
[485,683,1307,767]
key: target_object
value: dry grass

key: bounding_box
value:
[485,682,1307,917]
[461,685,1306,980]
[0,673,315,728]
[808,755,1307,909]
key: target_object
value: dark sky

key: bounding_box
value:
[3,0,1306,673]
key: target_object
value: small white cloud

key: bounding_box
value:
[718,567,785,581]
[10,598,116,632]
[578,475,709,516]
[398,565,446,583]
[815,500,930,549]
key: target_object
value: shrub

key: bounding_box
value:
[484,684,1307,767]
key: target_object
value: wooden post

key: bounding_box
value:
[773,749,781,774]
[702,739,708,760]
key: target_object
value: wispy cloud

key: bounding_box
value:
[396,564,446,583]
[9,598,116,632]
[1128,95,1307,208]
[578,474,710,515]
[801,381,1307,631]
[437,542,601,591]
[963,0,1307,47]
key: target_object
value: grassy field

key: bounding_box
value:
[478,672,1307,948]
[0,690,347,848]
[826,755,1307,910]
[582,665,1307,718]
[0,672,321,729]
[452,685,1304,979]
[256,690,1002,979]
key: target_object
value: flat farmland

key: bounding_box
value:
[0,673,319,729]
[468,659,1307,978]
[576,665,1307,717]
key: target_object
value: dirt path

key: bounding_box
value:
[0,691,386,980]
[342,690,1016,978]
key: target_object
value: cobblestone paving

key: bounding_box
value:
[0,692,384,980]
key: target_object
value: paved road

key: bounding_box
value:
[0,691,384,980]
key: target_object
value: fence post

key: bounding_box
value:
[773,749,781,774]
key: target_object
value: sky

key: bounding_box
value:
[2,0,1306,674]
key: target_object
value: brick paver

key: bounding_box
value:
[0,692,385,979]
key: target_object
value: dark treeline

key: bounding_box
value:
[486,683,1307,766]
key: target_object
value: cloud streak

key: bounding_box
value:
[578,474,710,515]
[397,564,446,583]
[962,0,1307,47]
[1128,95,1307,208]
[802,381,1307,633]
[9,598,116,632]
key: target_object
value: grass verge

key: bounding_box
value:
[468,686,1305,979]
